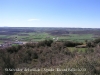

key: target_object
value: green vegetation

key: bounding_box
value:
[0,32,94,43]
[59,34,94,42]
[68,47,87,52]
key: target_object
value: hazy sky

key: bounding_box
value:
[0,0,100,28]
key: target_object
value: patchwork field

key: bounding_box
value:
[0,32,95,43]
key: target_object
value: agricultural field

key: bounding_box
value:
[0,27,97,44]
[10,33,94,41]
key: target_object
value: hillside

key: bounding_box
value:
[0,39,100,75]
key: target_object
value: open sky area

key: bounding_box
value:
[0,0,100,28]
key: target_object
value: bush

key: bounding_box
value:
[94,38,100,44]
[37,39,53,47]
[64,41,83,47]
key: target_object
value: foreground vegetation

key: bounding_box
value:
[0,39,100,75]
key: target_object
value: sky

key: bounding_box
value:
[0,0,100,28]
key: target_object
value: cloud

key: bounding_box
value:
[27,19,40,21]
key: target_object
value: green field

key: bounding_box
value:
[68,47,87,52]
[0,32,95,43]
[59,34,94,42]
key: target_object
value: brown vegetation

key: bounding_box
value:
[0,39,100,75]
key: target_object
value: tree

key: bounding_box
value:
[1,54,16,75]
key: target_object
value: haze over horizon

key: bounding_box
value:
[0,0,100,28]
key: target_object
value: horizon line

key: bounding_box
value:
[0,27,100,29]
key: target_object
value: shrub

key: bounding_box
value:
[64,41,83,47]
